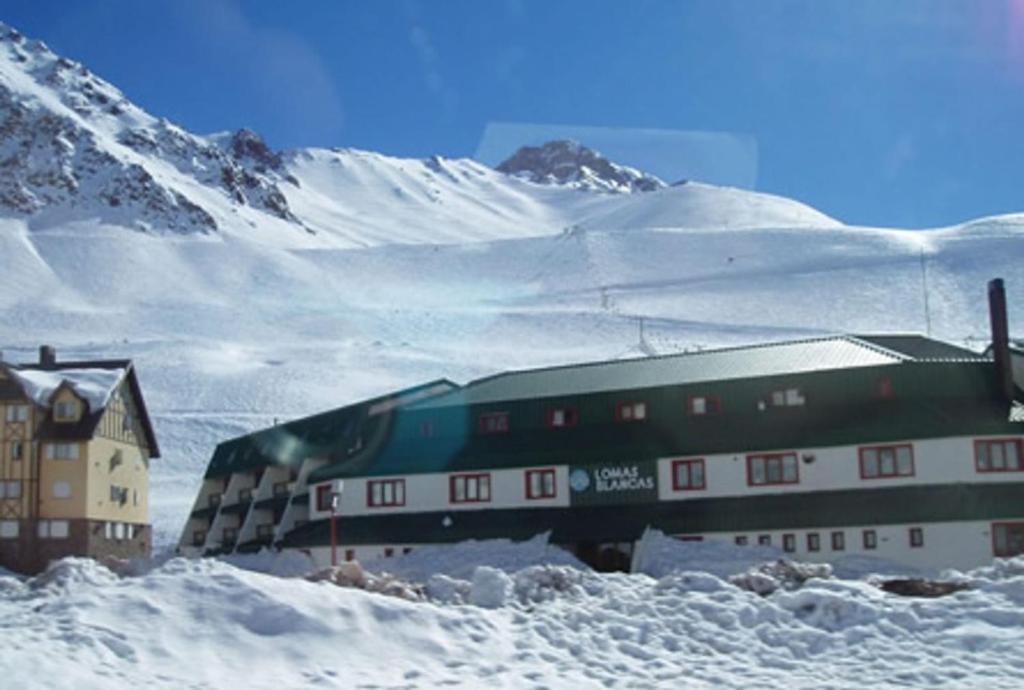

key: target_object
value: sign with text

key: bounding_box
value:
[568,461,658,506]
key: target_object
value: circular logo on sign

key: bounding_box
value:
[569,468,591,492]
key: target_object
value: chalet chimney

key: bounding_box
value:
[39,345,56,369]
[988,279,1014,401]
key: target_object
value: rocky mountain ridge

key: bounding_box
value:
[496,139,666,194]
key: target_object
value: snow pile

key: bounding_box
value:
[4,554,1024,688]
[307,561,426,602]
[729,559,834,596]
[8,366,125,411]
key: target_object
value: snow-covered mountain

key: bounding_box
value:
[495,139,666,193]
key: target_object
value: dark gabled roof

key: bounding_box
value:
[204,378,458,478]
[410,334,986,410]
[2,358,160,458]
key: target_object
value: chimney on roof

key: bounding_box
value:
[987,279,1014,401]
[39,345,56,369]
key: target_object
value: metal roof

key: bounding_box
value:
[411,334,986,410]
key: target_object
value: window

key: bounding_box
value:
[671,458,706,491]
[687,396,721,416]
[316,484,334,511]
[992,522,1024,557]
[975,439,1023,472]
[403,547,412,555]
[909,527,924,548]
[222,526,237,543]
[768,388,805,407]
[238,487,253,503]
[367,479,405,507]
[546,406,579,428]
[478,411,509,434]
[5,405,29,422]
[525,468,556,499]
[747,453,799,486]
[734,536,748,546]
[38,520,69,539]
[46,443,79,460]
[783,534,796,553]
[450,473,491,503]
[0,521,19,538]
[110,485,128,505]
[807,533,821,552]
[758,534,771,546]
[10,441,23,461]
[52,481,71,499]
[208,492,222,508]
[831,531,845,551]
[256,524,274,540]
[0,480,21,499]
[384,547,394,557]
[616,401,647,422]
[273,481,290,497]
[345,548,355,561]
[877,377,895,399]
[863,530,877,550]
[54,400,78,420]
[192,530,205,546]
[859,444,915,479]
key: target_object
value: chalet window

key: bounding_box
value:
[0,521,18,538]
[734,536,748,546]
[46,443,79,460]
[807,533,821,552]
[992,522,1024,557]
[909,527,924,548]
[37,520,69,539]
[54,401,77,420]
[5,405,29,422]
[671,458,706,491]
[450,473,491,504]
[859,444,914,479]
[0,481,21,499]
[687,396,721,416]
[478,412,509,434]
[546,407,579,428]
[831,531,845,551]
[367,479,405,508]
[52,481,71,499]
[863,530,877,550]
[525,468,556,499]
[769,388,805,407]
[616,401,647,422]
[192,530,206,546]
[316,484,334,512]
[783,534,796,553]
[10,441,23,461]
[758,534,771,546]
[747,452,799,486]
[975,439,1023,472]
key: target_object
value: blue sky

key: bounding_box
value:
[4,0,1024,228]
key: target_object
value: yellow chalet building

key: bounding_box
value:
[0,346,159,574]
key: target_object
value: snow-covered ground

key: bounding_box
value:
[3,535,1024,689]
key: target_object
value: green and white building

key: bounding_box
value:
[179,281,1024,571]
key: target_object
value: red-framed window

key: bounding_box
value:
[615,401,647,423]
[450,472,491,504]
[478,412,509,434]
[758,534,771,546]
[735,536,748,546]
[863,529,877,550]
[545,407,579,428]
[975,438,1023,472]
[316,484,334,512]
[746,452,799,486]
[807,533,821,552]
[686,395,722,416]
[992,521,1024,557]
[831,531,845,551]
[782,534,796,553]
[367,479,405,508]
[671,458,706,491]
[859,443,915,479]
[525,468,556,499]
[909,527,924,548]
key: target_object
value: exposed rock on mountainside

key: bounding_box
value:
[496,140,666,193]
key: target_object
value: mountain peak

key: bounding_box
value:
[495,140,665,194]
